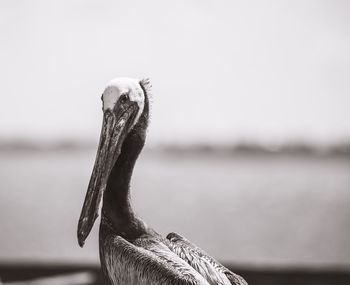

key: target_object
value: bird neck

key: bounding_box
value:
[102,130,145,234]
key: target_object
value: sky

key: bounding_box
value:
[0,0,349,146]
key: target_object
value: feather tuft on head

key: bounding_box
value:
[139,78,153,129]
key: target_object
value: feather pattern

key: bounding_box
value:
[99,219,247,285]
[167,233,248,285]
[99,228,210,285]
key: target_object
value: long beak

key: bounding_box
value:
[77,103,138,247]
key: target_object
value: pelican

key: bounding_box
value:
[77,78,247,285]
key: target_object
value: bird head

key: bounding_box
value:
[77,77,150,247]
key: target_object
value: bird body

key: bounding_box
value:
[78,78,247,285]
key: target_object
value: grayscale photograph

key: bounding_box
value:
[0,1,349,284]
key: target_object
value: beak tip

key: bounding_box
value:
[77,222,87,248]
[78,232,86,247]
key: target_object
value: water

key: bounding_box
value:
[1,149,350,269]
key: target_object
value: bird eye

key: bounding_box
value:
[120,94,128,104]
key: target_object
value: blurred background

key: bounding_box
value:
[1,0,350,284]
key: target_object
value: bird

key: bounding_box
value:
[77,77,248,285]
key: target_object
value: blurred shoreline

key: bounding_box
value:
[0,139,349,157]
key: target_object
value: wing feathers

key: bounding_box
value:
[137,237,210,285]
[100,234,210,285]
[166,232,247,285]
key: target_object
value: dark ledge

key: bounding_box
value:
[1,263,350,285]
